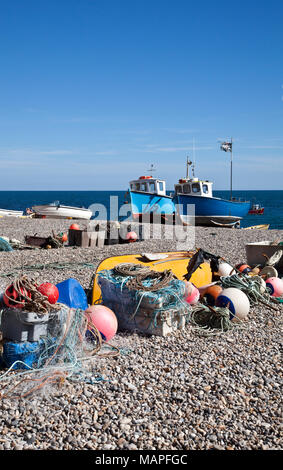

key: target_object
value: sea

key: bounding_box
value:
[0,190,282,230]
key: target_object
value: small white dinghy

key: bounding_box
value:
[31,201,92,220]
[0,208,24,217]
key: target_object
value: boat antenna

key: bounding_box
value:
[192,137,196,176]
[148,163,156,177]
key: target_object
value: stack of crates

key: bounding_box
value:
[0,308,57,370]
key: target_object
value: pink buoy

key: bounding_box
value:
[265,277,283,297]
[184,281,200,305]
[84,305,118,342]
[126,231,138,242]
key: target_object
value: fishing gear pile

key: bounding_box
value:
[0,275,118,398]
[97,263,191,336]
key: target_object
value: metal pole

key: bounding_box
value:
[230,138,233,200]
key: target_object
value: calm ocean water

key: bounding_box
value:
[0,190,282,230]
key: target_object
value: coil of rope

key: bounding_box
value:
[190,303,247,336]
[113,263,152,277]
[126,269,177,292]
[113,262,177,292]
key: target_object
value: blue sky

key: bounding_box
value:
[0,0,282,190]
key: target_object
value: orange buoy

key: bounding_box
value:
[61,233,68,243]
[236,264,251,274]
[204,285,223,306]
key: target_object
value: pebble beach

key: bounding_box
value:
[0,218,282,451]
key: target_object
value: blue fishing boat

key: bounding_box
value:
[127,166,175,222]
[173,145,251,227]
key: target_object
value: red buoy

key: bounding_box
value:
[37,283,59,304]
[3,284,32,309]
[69,223,80,230]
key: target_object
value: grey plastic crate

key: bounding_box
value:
[0,309,49,342]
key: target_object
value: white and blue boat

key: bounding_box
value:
[128,167,175,222]
[173,157,251,227]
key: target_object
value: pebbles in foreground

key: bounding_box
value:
[0,219,282,450]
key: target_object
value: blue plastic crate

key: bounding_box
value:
[1,337,56,370]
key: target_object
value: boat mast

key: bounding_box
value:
[186,157,194,179]
[230,137,233,201]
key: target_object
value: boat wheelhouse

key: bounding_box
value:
[175,177,213,199]
[128,174,175,222]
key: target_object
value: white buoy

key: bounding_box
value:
[255,276,266,294]
[260,266,278,279]
[216,262,236,277]
[215,287,250,321]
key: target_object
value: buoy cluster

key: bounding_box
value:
[183,259,283,322]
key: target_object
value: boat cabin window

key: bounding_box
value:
[202,184,209,194]
[192,183,200,193]
[135,183,140,191]
[140,182,147,191]
[175,185,182,193]
[158,181,164,192]
[183,184,191,194]
[149,182,156,193]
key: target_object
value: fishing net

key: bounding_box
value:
[0,276,119,399]
[0,306,120,399]
[97,263,191,335]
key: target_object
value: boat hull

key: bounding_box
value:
[248,209,264,215]
[175,194,251,226]
[32,204,92,220]
[0,209,24,217]
[129,190,175,221]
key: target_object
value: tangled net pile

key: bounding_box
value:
[98,263,191,332]
[0,276,120,398]
[0,307,120,399]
